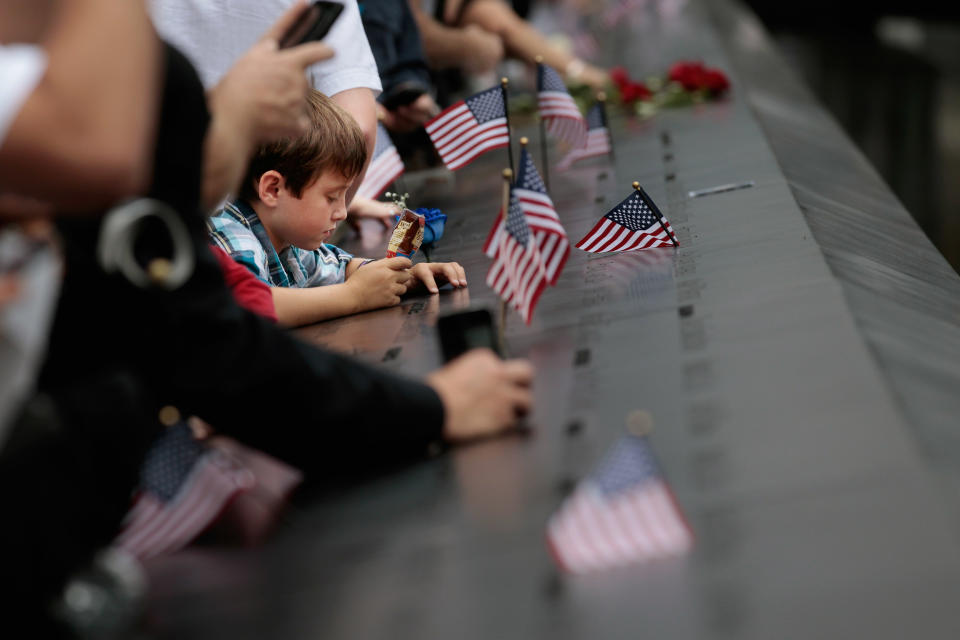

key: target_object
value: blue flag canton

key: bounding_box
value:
[372,123,394,159]
[585,103,605,130]
[538,63,569,94]
[505,191,531,246]
[607,191,658,231]
[466,87,506,124]
[517,150,547,194]
[591,434,662,497]
[140,423,205,501]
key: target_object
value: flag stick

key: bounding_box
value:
[599,91,615,163]
[498,167,513,353]
[501,77,516,176]
[634,181,678,247]
[535,55,551,191]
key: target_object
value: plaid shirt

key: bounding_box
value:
[207,200,353,288]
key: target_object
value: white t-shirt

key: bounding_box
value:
[0,44,47,147]
[149,0,382,96]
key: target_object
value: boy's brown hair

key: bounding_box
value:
[239,89,367,203]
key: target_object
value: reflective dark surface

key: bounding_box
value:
[142,1,960,638]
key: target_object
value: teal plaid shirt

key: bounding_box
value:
[207,200,353,288]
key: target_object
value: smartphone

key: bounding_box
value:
[278,1,344,49]
[437,308,501,362]
[380,82,427,111]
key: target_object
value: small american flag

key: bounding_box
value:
[425,86,510,170]
[576,186,677,252]
[486,190,549,324]
[483,149,569,285]
[356,123,404,200]
[537,63,587,149]
[547,431,693,574]
[115,423,254,559]
[556,103,611,171]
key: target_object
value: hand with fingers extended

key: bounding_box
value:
[427,349,534,443]
[345,256,412,312]
[408,261,466,294]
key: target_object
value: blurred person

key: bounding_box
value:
[150,0,396,229]
[210,89,467,326]
[0,0,165,631]
[411,0,609,89]
[3,1,533,632]
[361,0,441,132]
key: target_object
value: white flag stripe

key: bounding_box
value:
[572,493,631,568]
[576,218,615,251]
[424,103,470,137]
[556,128,610,170]
[649,484,694,552]
[444,134,510,169]
[563,492,605,572]
[583,489,648,564]
[356,148,404,199]
[549,508,600,573]
[119,462,239,557]
[116,455,250,559]
[431,112,489,150]
[435,118,508,156]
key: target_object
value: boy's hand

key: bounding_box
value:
[409,262,466,294]
[426,349,534,442]
[346,257,412,311]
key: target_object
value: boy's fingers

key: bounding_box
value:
[419,269,439,294]
[439,263,460,286]
[260,0,309,45]
[282,41,335,69]
[455,263,467,285]
[383,257,412,270]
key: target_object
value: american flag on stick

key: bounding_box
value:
[547,430,693,574]
[486,175,550,325]
[356,123,404,200]
[576,184,678,252]
[484,147,569,285]
[425,86,510,170]
[556,102,612,171]
[537,63,587,149]
[115,423,254,559]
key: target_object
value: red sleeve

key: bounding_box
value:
[209,245,278,323]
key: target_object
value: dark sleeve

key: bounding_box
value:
[41,41,445,476]
[362,0,432,96]
[167,235,447,470]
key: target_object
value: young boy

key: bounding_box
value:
[208,89,466,326]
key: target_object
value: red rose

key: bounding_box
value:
[632,82,652,101]
[610,66,631,90]
[620,81,651,103]
[668,61,707,91]
[702,69,729,95]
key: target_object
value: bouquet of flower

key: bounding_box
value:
[602,61,730,118]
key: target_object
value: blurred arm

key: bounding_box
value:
[0,0,162,211]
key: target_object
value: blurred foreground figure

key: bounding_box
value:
[1,2,533,635]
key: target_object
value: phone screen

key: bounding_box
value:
[437,309,500,362]
[278,1,344,49]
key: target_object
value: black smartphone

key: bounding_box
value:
[437,308,501,362]
[380,82,427,111]
[278,1,344,49]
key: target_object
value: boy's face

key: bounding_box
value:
[272,170,353,250]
